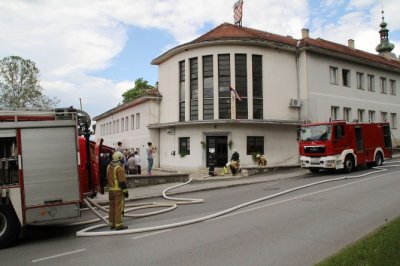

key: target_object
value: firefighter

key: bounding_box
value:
[107,151,129,230]
[230,151,240,176]
[208,148,216,176]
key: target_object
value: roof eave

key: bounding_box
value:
[303,45,400,73]
[93,95,161,121]
[151,39,297,65]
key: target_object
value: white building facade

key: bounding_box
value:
[95,21,399,171]
[93,95,161,169]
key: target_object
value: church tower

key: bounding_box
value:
[375,10,396,59]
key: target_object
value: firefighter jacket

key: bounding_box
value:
[107,162,128,194]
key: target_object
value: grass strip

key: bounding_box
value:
[316,216,400,266]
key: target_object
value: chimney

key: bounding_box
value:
[348,39,355,49]
[301,28,309,38]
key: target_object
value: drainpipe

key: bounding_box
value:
[295,40,301,122]
[156,83,161,168]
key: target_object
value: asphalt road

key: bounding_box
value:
[1,162,400,266]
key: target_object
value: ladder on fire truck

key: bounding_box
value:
[0,107,91,125]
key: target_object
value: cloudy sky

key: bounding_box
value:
[1,0,399,121]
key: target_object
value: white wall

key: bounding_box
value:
[158,123,299,170]
[157,45,300,124]
[303,52,400,142]
[94,99,160,171]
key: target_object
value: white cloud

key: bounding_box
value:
[310,0,399,56]
[0,0,398,119]
[348,0,376,9]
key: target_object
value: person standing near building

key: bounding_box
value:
[115,141,124,152]
[146,142,155,175]
[134,151,141,175]
[127,153,136,175]
[107,151,129,230]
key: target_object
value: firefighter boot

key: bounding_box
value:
[115,225,128,230]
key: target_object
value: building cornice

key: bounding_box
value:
[93,95,161,121]
[300,41,400,74]
[151,39,296,65]
[148,119,301,129]
[152,23,400,73]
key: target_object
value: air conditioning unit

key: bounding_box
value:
[289,98,301,108]
[166,127,175,135]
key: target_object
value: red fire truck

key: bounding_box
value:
[0,108,111,248]
[299,121,392,173]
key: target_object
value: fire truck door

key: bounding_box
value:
[354,126,365,164]
[20,126,80,207]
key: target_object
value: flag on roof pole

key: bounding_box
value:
[233,0,243,26]
[230,87,242,101]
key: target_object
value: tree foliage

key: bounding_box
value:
[122,78,155,104]
[0,56,59,109]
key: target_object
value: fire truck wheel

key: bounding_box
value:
[0,203,21,249]
[374,152,383,166]
[344,155,354,173]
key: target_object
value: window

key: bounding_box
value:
[125,116,128,131]
[136,113,140,129]
[253,55,263,119]
[357,109,365,122]
[190,57,198,120]
[113,121,116,133]
[335,125,345,138]
[235,54,247,119]
[179,61,185,122]
[330,66,338,85]
[390,79,396,95]
[179,137,190,155]
[367,74,375,92]
[131,115,135,130]
[368,110,375,122]
[343,107,351,122]
[381,111,388,122]
[380,77,387,94]
[356,72,364,90]
[342,69,350,87]
[390,113,397,129]
[203,55,214,120]
[0,135,19,185]
[121,118,124,132]
[218,54,231,119]
[247,136,264,155]
[331,106,339,120]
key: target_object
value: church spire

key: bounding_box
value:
[375,10,396,57]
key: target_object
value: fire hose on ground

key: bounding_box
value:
[76,161,400,237]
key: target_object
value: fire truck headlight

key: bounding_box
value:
[325,160,336,167]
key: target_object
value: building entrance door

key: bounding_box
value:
[206,136,228,167]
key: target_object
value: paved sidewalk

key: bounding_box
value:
[93,167,309,204]
[93,153,400,205]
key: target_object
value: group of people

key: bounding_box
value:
[114,141,157,176]
[209,150,242,176]
[209,150,267,177]
[99,141,156,231]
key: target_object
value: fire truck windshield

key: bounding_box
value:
[300,125,332,141]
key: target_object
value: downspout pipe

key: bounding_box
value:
[295,40,301,122]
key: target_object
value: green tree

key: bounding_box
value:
[122,78,155,104]
[0,56,59,109]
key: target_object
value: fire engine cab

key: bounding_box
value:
[0,107,109,248]
[299,121,392,173]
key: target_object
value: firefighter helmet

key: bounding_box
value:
[112,151,124,162]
